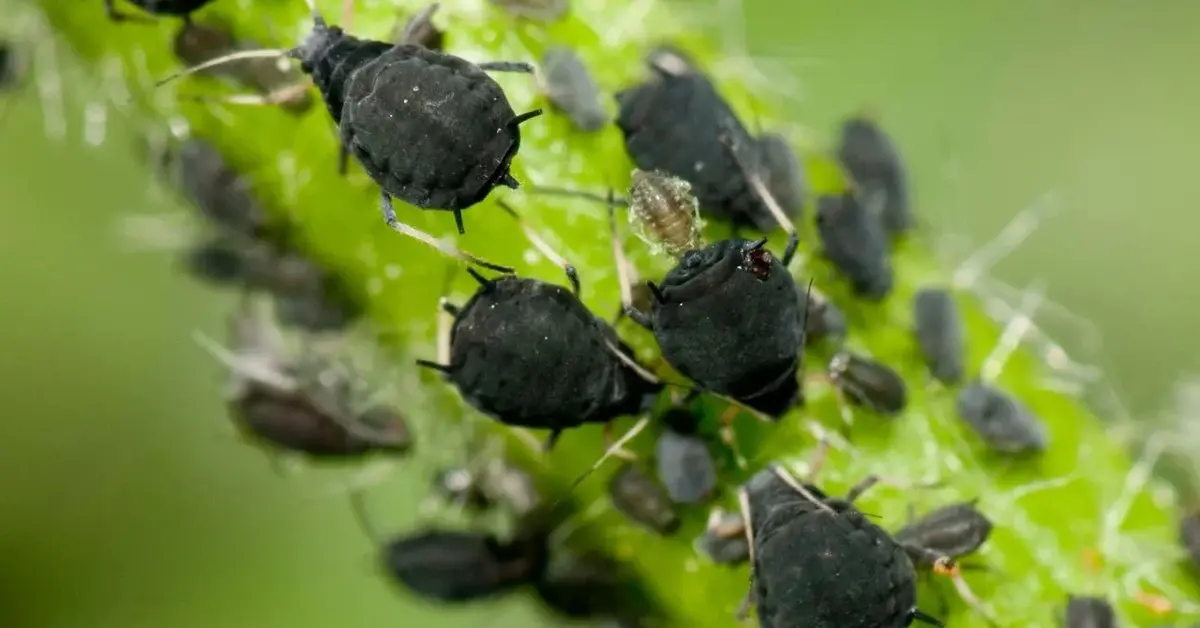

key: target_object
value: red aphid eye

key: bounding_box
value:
[747,249,773,280]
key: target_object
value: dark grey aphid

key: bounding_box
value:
[534,551,658,623]
[1181,511,1200,571]
[487,0,569,22]
[837,115,913,236]
[433,459,541,516]
[172,19,312,114]
[895,501,993,567]
[540,46,606,132]
[797,283,846,345]
[609,463,680,535]
[655,407,716,504]
[913,287,965,385]
[695,508,749,565]
[383,528,547,602]
[104,0,213,22]
[829,350,907,416]
[955,382,1048,454]
[816,191,894,300]
[756,132,807,221]
[1063,595,1117,628]
[166,139,271,238]
[740,465,943,628]
[615,61,795,233]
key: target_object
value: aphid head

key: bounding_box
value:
[658,238,777,303]
[290,18,344,74]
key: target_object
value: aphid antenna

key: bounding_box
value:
[190,329,300,392]
[554,413,652,504]
[154,49,291,88]
[769,464,835,514]
[494,199,579,294]
[951,189,1060,291]
[379,192,515,273]
[720,122,799,265]
[979,280,1046,384]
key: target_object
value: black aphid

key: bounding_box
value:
[615,57,799,233]
[395,3,444,51]
[756,131,807,221]
[195,296,411,458]
[172,19,312,113]
[535,551,658,624]
[416,202,662,450]
[828,350,908,416]
[798,283,846,345]
[540,46,606,132]
[895,501,995,622]
[816,190,894,300]
[433,458,542,517]
[382,528,548,602]
[737,454,943,627]
[609,463,680,535]
[955,381,1048,454]
[1181,511,1200,571]
[156,2,542,259]
[163,138,271,238]
[487,0,569,22]
[913,287,965,385]
[1063,595,1117,628]
[105,0,213,23]
[695,508,749,565]
[837,113,913,236]
[655,405,717,504]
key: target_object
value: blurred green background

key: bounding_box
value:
[2,0,1198,626]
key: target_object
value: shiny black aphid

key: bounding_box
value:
[487,0,569,22]
[1181,511,1200,571]
[955,381,1048,454]
[104,0,213,22]
[798,283,846,346]
[165,139,271,238]
[695,508,750,565]
[609,463,681,535]
[615,58,796,232]
[912,287,965,385]
[1063,595,1117,628]
[829,350,907,416]
[740,465,943,627]
[756,132,807,221]
[837,115,913,236]
[655,406,717,504]
[816,190,894,300]
[383,528,547,602]
[172,19,312,114]
[540,46,607,132]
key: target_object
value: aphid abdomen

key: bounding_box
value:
[232,383,372,456]
[343,46,521,210]
[815,193,894,300]
[384,530,538,602]
[655,430,716,504]
[955,382,1048,454]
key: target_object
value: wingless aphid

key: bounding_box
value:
[655,404,717,504]
[837,112,913,237]
[161,138,272,239]
[694,507,750,565]
[912,287,965,385]
[736,449,943,627]
[1063,595,1117,628]
[539,46,607,132]
[609,462,681,536]
[155,1,542,262]
[816,189,894,300]
[955,381,1048,455]
[416,202,663,452]
[827,349,908,417]
[104,0,215,24]
[534,551,659,623]
[894,500,997,625]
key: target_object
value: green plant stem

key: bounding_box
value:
[25,0,1200,625]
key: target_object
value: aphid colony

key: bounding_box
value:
[132,0,1200,625]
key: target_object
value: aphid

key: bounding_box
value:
[756,131,807,221]
[381,527,548,602]
[104,0,214,23]
[534,551,658,623]
[194,296,410,458]
[797,283,846,345]
[608,463,680,535]
[913,287,965,385]
[172,19,312,114]
[1063,595,1117,628]
[837,113,913,236]
[815,190,894,300]
[615,58,799,233]
[416,202,662,450]
[487,0,569,22]
[613,148,807,419]
[737,451,943,627]
[955,381,1048,454]
[1181,511,1200,571]
[394,3,444,51]
[625,169,704,258]
[895,501,995,623]
[655,405,716,504]
[156,2,542,260]
[828,350,908,416]
[694,507,750,565]
[163,138,272,238]
[432,457,542,517]
[643,43,699,77]
[539,46,606,132]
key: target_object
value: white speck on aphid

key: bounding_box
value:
[412,85,419,92]
[385,264,402,279]
[368,277,384,296]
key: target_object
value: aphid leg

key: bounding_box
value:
[336,142,350,176]
[734,485,759,621]
[934,557,999,627]
[601,421,641,462]
[716,405,748,468]
[495,200,579,293]
[725,128,800,265]
[379,192,515,273]
[416,297,458,375]
[799,437,832,481]
[476,61,536,73]
[560,415,651,496]
[493,110,545,193]
[607,189,635,320]
[770,465,836,514]
[399,2,440,46]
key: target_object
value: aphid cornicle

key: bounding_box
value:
[695,507,750,565]
[955,381,1049,454]
[894,501,995,623]
[828,350,908,416]
[912,287,965,385]
[837,114,913,237]
[655,405,717,504]
[1181,511,1200,571]
[539,46,607,132]
[104,0,214,23]
[816,190,894,300]
[172,20,313,114]
[738,462,943,627]
[609,463,681,535]
[382,527,548,602]
[1063,595,1117,628]
[416,202,662,450]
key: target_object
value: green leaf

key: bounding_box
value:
[24,0,1200,625]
